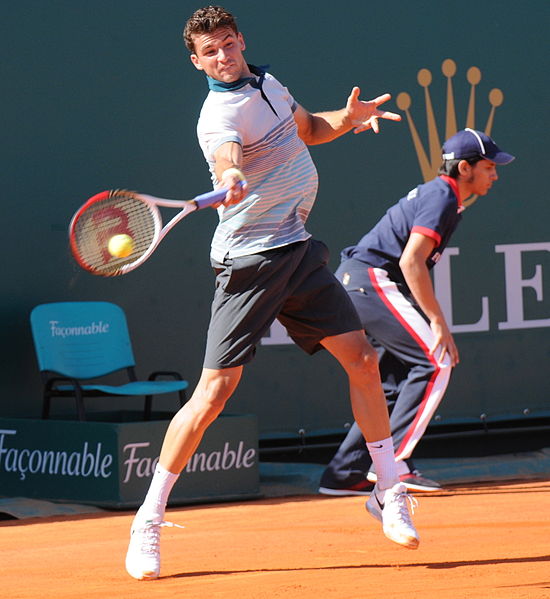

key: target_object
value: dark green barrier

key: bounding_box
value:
[0,415,259,507]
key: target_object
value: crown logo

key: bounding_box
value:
[397,59,504,207]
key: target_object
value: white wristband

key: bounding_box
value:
[222,167,245,181]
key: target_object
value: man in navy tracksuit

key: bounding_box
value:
[320,128,514,495]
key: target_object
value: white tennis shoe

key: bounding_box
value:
[366,482,420,549]
[125,515,183,580]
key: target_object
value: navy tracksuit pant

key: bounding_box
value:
[321,258,453,486]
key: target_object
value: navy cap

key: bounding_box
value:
[442,128,515,165]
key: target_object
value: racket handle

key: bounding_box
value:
[193,188,229,209]
[193,182,244,210]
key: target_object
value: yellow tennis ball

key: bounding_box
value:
[108,234,134,258]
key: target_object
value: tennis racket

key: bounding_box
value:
[69,187,229,277]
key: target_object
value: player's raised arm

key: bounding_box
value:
[294,87,401,145]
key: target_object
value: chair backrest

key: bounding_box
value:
[30,301,136,379]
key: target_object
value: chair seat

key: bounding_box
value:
[31,301,190,420]
[58,380,189,396]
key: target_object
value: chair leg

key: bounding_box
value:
[144,396,153,421]
[42,393,51,420]
[75,389,86,421]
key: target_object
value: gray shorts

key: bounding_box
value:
[203,239,362,369]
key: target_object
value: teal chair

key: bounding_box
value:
[30,301,189,421]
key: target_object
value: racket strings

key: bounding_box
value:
[72,193,157,276]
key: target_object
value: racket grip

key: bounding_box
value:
[193,182,244,210]
[193,188,229,209]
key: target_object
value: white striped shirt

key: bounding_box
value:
[197,72,318,262]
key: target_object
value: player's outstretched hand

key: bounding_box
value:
[346,87,401,134]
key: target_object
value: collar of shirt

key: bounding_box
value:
[439,175,464,212]
[206,64,278,117]
[206,64,268,92]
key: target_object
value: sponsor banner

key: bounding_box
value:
[0,415,259,508]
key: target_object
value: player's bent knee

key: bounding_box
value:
[350,339,379,370]
[362,341,379,363]
[323,329,377,365]
[181,393,228,430]
[340,348,380,382]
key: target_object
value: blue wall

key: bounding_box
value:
[3,1,549,439]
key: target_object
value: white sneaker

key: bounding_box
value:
[366,482,419,549]
[125,515,183,580]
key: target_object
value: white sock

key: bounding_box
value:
[137,464,179,521]
[396,459,410,477]
[366,437,398,491]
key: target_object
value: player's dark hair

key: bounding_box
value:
[183,5,239,53]
[438,155,484,178]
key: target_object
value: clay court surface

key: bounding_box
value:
[3,480,549,599]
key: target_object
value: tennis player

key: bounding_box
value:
[126,5,419,580]
[319,128,515,496]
